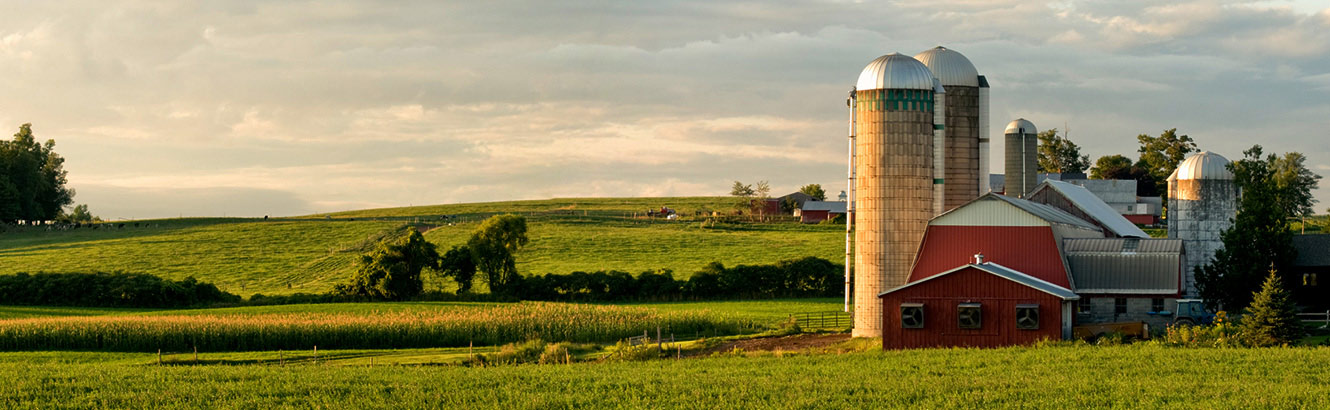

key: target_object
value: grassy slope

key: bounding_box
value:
[0,197,844,296]
[1,345,1326,409]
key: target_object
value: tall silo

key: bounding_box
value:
[1167,151,1237,297]
[1003,118,1038,197]
[851,53,937,337]
[914,46,989,210]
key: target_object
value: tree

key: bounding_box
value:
[335,227,440,300]
[754,180,771,219]
[1036,128,1090,174]
[730,181,754,213]
[1091,155,1159,196]
[1270,152,1322,217]
[799,184,827,201]
[1090,155,1132,179]
[1196,146,1298,311]
[438,245,477,293]
[0,123,74,223]
[57,204,98,224]
[468,214,529,295]
[1136,128,1197,195]
[1240,270,1305,347]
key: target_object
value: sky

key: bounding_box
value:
[1,0,1327,220]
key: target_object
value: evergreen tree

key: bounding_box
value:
[1240,270,1305,347]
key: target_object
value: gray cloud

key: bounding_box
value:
[0,0,1326,219]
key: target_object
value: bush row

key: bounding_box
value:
[511,257,844,302]
[0,272,240,308]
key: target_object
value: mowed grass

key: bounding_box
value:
[0,218,399,295]
[0,345,1326,409]
[0,197,844,296]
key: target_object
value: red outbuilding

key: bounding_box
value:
[880,261,1078,349]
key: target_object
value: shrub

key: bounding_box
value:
[0,272,239,308]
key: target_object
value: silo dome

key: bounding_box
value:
[1004,118,1037,135]
[914,46,980,87]
[1173,151,1233,180]
[856,53,936,91]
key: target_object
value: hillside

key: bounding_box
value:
[0,197,844,296]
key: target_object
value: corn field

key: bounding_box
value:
[0,302,756,352]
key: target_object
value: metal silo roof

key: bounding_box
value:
[913,46,980,87]
[1174,151,1234,180]
[1004,118,1037,135]
[856,53,936,91]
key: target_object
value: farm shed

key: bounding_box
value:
[880,262,1077,349]
[1292,234,1330,310]
[1064,238,1184,329]
[797,201,847,223]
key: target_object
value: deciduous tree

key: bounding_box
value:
[1136,128,1197,194]
[799,184,827,201]
[0,123,73,223]
[468,214,529,295]
[336,227,439,300]
[1036,128,1090,174]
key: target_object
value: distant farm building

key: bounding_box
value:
[796,201,847,223]
[1292,234,1330,311]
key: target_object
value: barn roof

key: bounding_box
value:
[882,262,1079,300]
[1030,180,1149,238]
[800,201,847,213]
[1064,238,1183,295]
[1293,234,1330,267]
[985,194,1101,231]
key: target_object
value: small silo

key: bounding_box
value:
[914,46,989,210]
[851,53,938,337]
[1003,119,1038,197]
[1167,151,1238,297]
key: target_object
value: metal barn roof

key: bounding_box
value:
[800,201,847,213]
[884,262,1079,300]
[1032,180,1150,238]
[1064,238,1183,295]
[856,53,937,91]
[1004,118,1037,135]
[1293,234,1330,267]
[1171,151,1234,181]
[913,46,980,87]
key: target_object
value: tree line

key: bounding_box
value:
[335,214,844,301]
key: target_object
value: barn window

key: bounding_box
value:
[1076,299,1091,315]
[900,303,924,329]
[1015,304,1039,330]
[958,303,982,329]
[1151,298,1165,313]
[1114,298,1128,314]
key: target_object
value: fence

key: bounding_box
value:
[791,311,852,330]
[1297,310,1330,329]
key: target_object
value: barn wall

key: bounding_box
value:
[800,210,830,223]
[882,267,1065,349]
[909,225,1072,288]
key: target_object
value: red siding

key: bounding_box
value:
[800,210,829,223]
[1123,214,1156,225]
[881,267,1065,349]
[909,225,1072,288]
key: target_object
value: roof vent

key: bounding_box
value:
[974,252,985,264]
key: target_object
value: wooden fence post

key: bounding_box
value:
[157,349,162,365]
[193,346,198,364]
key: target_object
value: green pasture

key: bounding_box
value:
[0,197,843,296]
[0,345,1326,409]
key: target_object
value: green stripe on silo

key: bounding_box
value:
[934,178,944,184]
[934,124,944,130]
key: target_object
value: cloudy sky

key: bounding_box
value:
[2,0,1327,219]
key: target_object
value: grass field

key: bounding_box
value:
[0,197,843,296]
[0,345,1326,409]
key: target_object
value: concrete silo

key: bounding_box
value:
[1167,151,1238,297]
[914,46,990,210]
[850,53,938,337]
[1003,119,1038,197]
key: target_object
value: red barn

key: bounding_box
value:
[880,262,1078,349]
